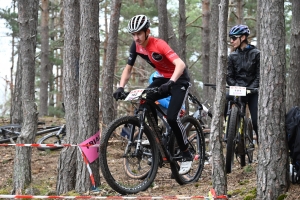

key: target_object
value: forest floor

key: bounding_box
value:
[0,117,300,200]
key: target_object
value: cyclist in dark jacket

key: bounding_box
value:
[226,24,260,141]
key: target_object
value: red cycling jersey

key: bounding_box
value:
[127,36,188,79]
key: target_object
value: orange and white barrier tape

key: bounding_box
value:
[77,146,97,190]
[0,145,228,199]
[0,143,99,148]
[0,194,227,199]
[0,189,228,199]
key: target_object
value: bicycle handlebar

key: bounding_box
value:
[203,83,258,94]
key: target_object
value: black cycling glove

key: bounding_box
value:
[113,87,125,101]
[159,80,175,95]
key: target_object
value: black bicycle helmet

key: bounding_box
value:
[229,25,250,37]
[127,15,150,33]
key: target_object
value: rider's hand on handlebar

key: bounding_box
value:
[113,87,126,101]
[159,80,175,95]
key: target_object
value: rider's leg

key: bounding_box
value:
[166,81,190,152]
[247,92,259,143]
[166,81,192,175]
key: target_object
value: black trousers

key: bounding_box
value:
[225,92,258,141]
[147,77,190,151]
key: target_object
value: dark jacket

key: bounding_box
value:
[226,44,260,88]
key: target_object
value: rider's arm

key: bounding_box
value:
[119,64,133,88]
[119,41,137,88]
[226,55,237,86]
[248,52,260,88]
[170,58,186,82]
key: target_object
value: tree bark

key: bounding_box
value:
[178,0,186,62]
[257,0,288,198]
[56,0,80,194]
[236,0,244,24]
[39,0,50,116]
[76,0,100,193]
[208,0,220,104]
[101,0,122,128]
[286,0,300,110]
[157,0,168,42]
[210,0,228,196]
[11,51,23,124]
[13,0,39,194]
[9,0,17,123]
[256,0,261,49]
[201,0,210,99]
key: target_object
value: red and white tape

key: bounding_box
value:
[0,145,228,199]
[77,146,96,189]
[0,143,99,148]
[0,189,228,199]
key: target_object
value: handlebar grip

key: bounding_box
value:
[204,83,216,87]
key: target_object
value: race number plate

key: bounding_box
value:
[229,86,246,96]
[125,89,145,101]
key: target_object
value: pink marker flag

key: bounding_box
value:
[79,131,100,163]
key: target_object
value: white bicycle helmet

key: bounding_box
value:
[127,15,150,33]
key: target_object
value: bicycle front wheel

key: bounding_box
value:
[36,131,65,151]
[0,124,22,143]
[99,116,159,195]
[169,116,205,185]
[244,118,254,163]
[226,106,239,173]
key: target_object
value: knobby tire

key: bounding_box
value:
[36,131,65,151]
[169,116,205,184]
[99,116,159,195]
[226,106,238,174]
[244,118,254,163]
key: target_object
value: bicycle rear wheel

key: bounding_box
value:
[244,118,254,163]
[0,124,22,143]
[226,106,239,173]
[36,131,66,151]
[169,116,205,185]
[99,116,159,195]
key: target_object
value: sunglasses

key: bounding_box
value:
[230,35,241,41]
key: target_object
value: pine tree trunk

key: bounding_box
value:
[101,0,122,128]
[178,0,187,62]
[39,0,50,116]
[11,52,23,124]
[210,0,228,196]
[56,0,80,194]
[257,0,288,198]
[76,0,100,193]
[286,0,300,110]
[201,0,210,99]
[208,0,220,105]
[157,0,168,42]
[13,0,39,194]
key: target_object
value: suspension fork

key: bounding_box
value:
[224,100,233,141]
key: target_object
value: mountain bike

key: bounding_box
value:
[188,93,212,135]
[0,122,57,143]
[99,87,205,195]
[204,83,256,173]
[36,124,66,151]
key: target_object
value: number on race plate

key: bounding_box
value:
[124,89,145,101]
[229,86,246,96]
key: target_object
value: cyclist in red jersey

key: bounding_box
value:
[113,15,193,175]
